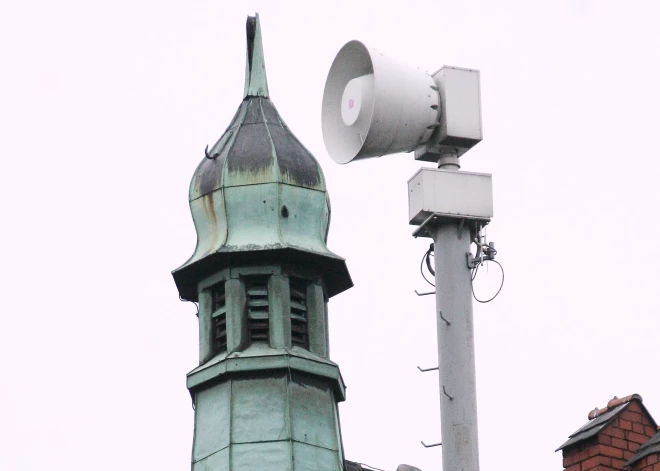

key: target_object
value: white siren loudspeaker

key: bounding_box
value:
[322,40,440,164]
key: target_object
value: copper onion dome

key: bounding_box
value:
[173,14,352,301]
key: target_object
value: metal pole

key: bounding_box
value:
[432,221,480,471]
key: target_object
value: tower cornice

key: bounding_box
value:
[187,347,347,402]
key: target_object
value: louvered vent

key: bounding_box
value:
[290,278,308,349]
[212,283,227,354]
[247,276,269,343]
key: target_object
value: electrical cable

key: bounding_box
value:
[425,243,435,276]
[180,295,200,316]
[421,241,504,302]
[420,246,435,287]
[471,262,479,280]
[470,251,495,281]
[470,259,504,303]
[361,464,388,471]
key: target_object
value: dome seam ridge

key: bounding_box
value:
[257,97,282,184]
[257,97,286,246]
[189,181,328,204]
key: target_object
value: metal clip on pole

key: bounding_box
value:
[417,366,439,372]
[421,441,442,448]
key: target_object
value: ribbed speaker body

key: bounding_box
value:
[322,40,439,164]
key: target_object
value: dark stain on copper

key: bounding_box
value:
[201,192,219,256]
[198,148,226,197]
[226,117,273,174]
[269,124,321,188]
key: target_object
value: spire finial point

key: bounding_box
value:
[244,13,269,98]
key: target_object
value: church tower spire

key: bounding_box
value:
[172,14,353,471]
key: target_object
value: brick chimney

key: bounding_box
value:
[626,431,660,471]
[557,394,658,471]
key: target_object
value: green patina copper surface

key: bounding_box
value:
[187,265,347,471]
[191,371,344,471]
[173,14,351,302]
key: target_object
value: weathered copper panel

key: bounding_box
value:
[231,375,289,443]
[289,375,338,450]
[193,382,231,461]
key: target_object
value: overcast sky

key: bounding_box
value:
[1,1,659,470]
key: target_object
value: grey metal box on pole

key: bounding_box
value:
[415,67,483,162]
[408,168,493,225]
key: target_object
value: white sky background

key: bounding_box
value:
[1,0,659,470]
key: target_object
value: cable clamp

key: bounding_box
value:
[466,227,497,268]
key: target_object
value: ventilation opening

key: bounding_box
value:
[247,276,269,343]
[212,283,227,354]
[290,279,308,349]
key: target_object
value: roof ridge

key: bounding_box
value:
[588,393,643,420]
